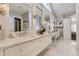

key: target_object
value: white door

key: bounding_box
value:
[63,18,71,40]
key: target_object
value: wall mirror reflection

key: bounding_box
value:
[9,3,32,32]
[8,3,32,37]
[33,4,44,34]
[43,8,50,33]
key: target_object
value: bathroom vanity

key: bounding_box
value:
[0,33,52,56]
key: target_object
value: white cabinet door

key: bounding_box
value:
[4,35,52,56]
[5,39,41,56]
[40,35,52,50]
[0,49,4,56]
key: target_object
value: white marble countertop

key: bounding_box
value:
[0,30,61,50]
[0,32,50,49]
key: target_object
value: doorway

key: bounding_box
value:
[71,17,76,40]
[63,18,71,40]
[14,17,21,31]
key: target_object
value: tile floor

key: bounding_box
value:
[43,37,76,56]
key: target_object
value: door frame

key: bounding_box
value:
[14,17,21,31]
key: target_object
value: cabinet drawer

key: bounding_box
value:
[5,39,41,56]
[41,35,51,44]
[46,35,52,43]
[0,49,4,56]
[40,35,52,50]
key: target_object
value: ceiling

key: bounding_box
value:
[9,3,30,14]
[50,3,76,18]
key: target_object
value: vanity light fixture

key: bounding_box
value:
[0,4,5,11]
[0,4,9,15]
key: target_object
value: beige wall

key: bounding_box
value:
[0,14,9,39]
[0,4,9,39]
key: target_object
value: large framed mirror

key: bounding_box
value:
[43,7,50,33]
[9,3,32,32]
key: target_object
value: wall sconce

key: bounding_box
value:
[0,4,7,15]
